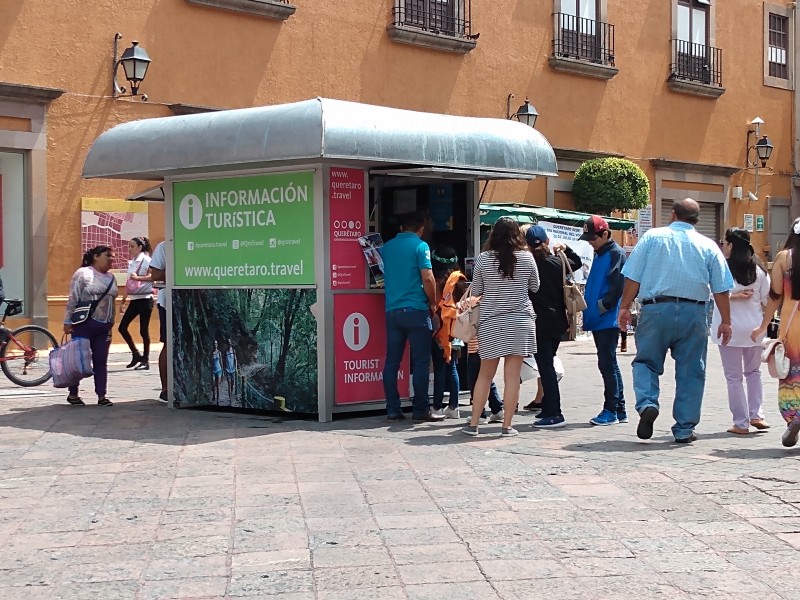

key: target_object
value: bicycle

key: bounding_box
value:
[0,299,59,386]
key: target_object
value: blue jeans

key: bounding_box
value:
[534,332,562,418]
[467,352,503,415]
[383,309,432,418]
[431,339,459,410]
[632,302,708,439]
[592,328,625,413]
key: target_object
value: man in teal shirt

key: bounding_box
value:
[382,212,443,422]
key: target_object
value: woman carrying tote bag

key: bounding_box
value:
[63,246,118,407]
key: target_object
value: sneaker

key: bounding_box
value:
[412,410,446,423]
[443,406,460,419]
[524,401,543,412]
[532,415,566,429]
[432,408,445,418]
[488,409,505,423]
[461,425,479,436]
[782,418,800,448]
[158,390,169,404]
[467,415,488,425]
[617,411,629,423]
[590,409,619,426]
[636,406,659,440]
[97,397,114,407]
[126,355,142,369]
[674,433,697,444]
[134,360,149,370]
[66,395,85,406]
[500,427,519,437]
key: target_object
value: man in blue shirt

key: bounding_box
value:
[382,212,443,422]
[619,198,733,444]
[579,216,628,426]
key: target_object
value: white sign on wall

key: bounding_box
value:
[537,221,594,283]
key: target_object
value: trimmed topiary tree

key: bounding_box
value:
[572,158,650,215]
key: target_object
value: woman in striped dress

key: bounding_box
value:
[753,217,800,447]
[462,217,539,437]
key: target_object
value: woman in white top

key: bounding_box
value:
[712,228,771,434]
[119,237,154,370]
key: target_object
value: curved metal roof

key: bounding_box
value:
[82,98,557,180]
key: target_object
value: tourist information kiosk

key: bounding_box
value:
[82,98,557,421]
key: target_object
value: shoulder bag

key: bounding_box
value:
[71,278,114,325]
[761,301,798,380]
[452,283,481,343]
[558,251,587,340]
[125,259,153,296]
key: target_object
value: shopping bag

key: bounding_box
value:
[520,356,539,383]
[49,337,93,388]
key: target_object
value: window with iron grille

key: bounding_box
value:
[395,0,469,37]
[553,0,615,66]
[769,13,789,80]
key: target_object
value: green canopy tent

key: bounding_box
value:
[479,202,636,230]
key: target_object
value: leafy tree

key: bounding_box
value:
[572,158,650,215]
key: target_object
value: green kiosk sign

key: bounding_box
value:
[173,172,315,286]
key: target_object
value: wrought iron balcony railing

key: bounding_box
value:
[669,39,723,87]
[392,0,472,38]
[553,13,615,66]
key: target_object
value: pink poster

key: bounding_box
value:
[334,294,410,405]
[329,168,366,290]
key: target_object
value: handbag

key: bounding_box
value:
[761,302,798,380]
[71,278,114,325]
[558,251,587,340]
[452,284,480,343]
[49,336,93,388]
[125,259,153,296]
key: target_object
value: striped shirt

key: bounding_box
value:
[622,222,733,301]
[472,250,539,322]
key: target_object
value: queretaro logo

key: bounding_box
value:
[179,194,203,230]
[332,219,362,239]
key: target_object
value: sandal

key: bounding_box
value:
[750,420,770,430]
[66,395,85,406]
[727,426,750,435]
[97,397,114,407]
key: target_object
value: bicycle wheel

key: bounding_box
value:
[0,325,59,387]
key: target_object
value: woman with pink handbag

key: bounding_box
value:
[752,218,800,447]
[119,237,154,370]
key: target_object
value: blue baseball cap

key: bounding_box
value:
[525,225,549,248]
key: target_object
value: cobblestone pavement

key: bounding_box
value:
[0,338,799,599]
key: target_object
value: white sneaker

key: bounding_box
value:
[443,406,460,419]
[432,408,445,418]
[488,409,504,423]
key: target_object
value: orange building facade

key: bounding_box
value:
[0,0,797,333]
